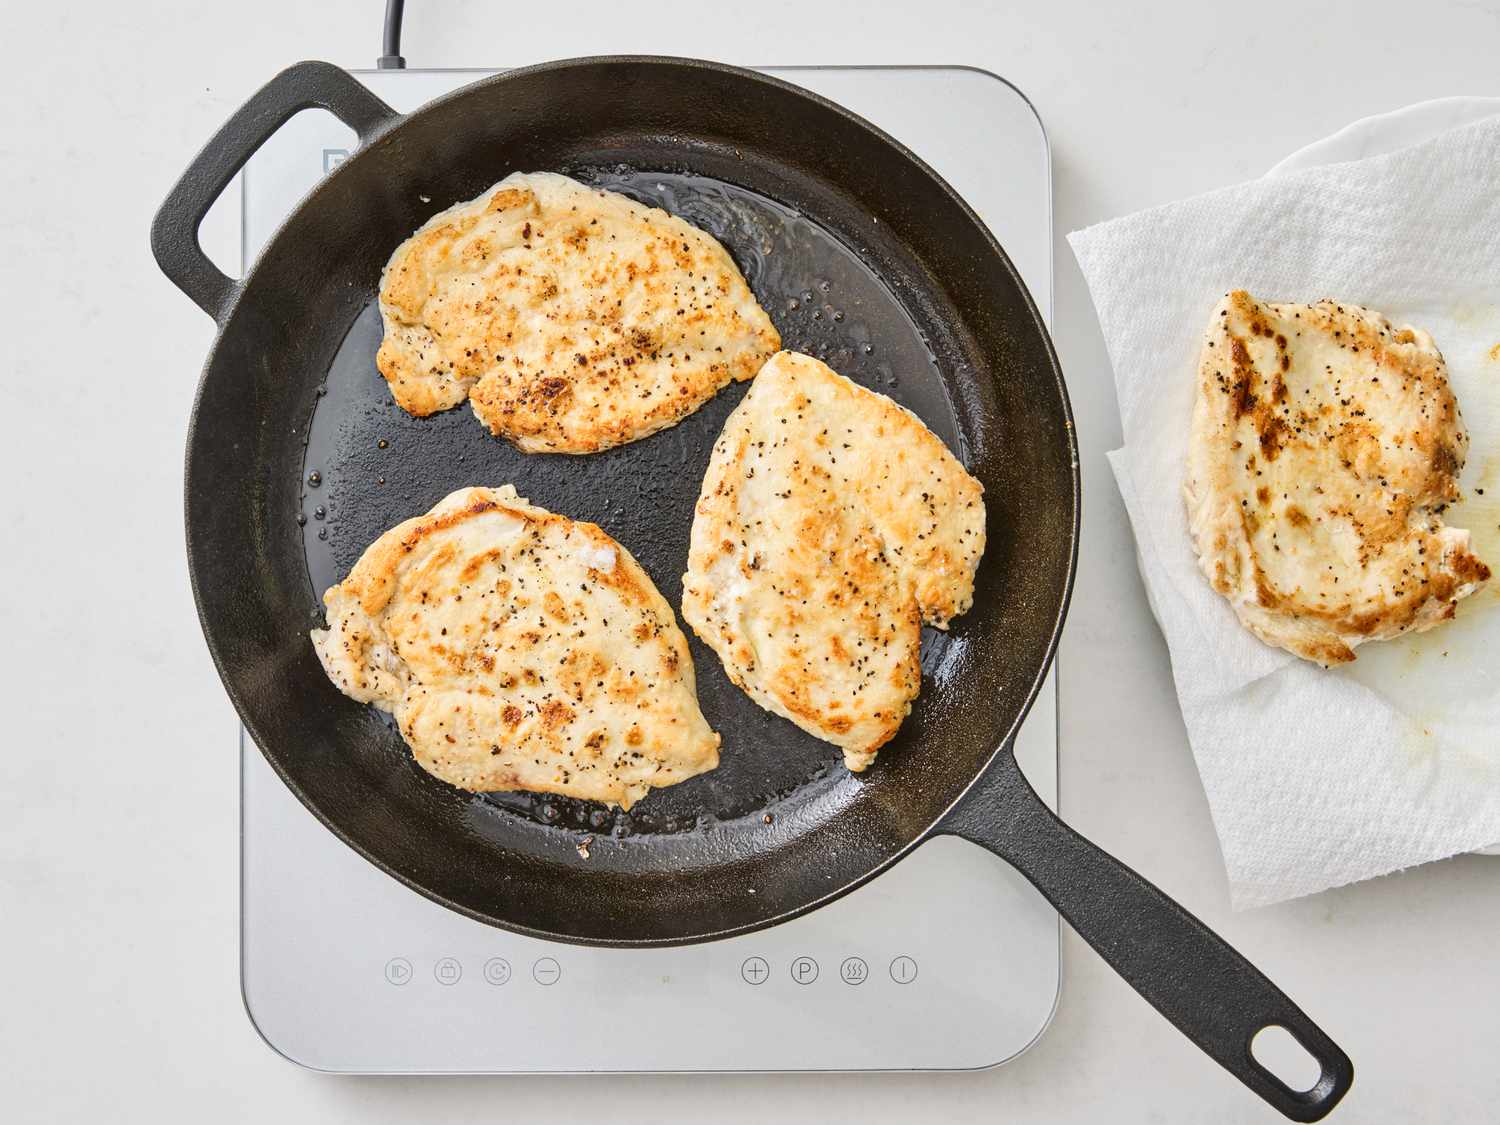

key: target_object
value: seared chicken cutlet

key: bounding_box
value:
[311,487,719,808]
[1186,291,1490,666]
[682,351,986,772]
[376,172,781,453]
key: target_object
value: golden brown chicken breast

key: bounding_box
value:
[682,352,986,771]
[311,486,719,808]
[1185,291,1490,665]
[376,172,780,453]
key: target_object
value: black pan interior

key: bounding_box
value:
[189,59,1076,944]
[304,169,964,837]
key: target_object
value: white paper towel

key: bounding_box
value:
[1069,114,1500,908]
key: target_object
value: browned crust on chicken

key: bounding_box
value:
[682,352,986,770]
[311,486,718,808]
[1185,291,1490,665]
[375,172,780,453]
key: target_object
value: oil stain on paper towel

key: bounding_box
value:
[1343,311,1500,777]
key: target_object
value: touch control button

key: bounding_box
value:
[740,956,770,985]
[483,958,512,986]
[532,957,562,985]
[790,956,819,985]
[433,957,462,985]
[839,956,869,985]
[889,955,918,984]
[384,957,413,986]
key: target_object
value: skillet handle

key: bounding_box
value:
[938,752,1352,1121]
[150,60,397,324]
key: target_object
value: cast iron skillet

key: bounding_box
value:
[153,59,1351,1118]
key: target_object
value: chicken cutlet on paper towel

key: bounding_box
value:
[1186,291,1489,665]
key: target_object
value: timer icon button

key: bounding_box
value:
[483,958,512,986]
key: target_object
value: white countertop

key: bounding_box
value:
[3,1,1498,1121]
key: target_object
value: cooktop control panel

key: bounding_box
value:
[245,738,1057,1072]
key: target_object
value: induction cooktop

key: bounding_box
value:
[239,64,1060,1074]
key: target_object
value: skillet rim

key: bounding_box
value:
[181,54,1081,946]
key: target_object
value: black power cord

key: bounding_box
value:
[377,0,406,69]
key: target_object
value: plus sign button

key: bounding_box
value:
[740,956,769,985]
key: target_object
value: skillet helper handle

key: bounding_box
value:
[150,60,397,324]
[940,752,1352,1122]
